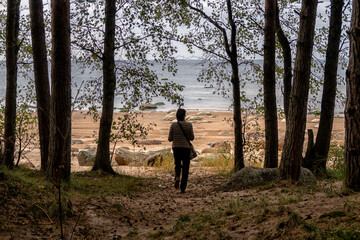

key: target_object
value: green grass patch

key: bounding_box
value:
[65,170,145,197]
[0,166,145,229]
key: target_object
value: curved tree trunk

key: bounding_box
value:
[312,0,344,175]
[29,0,51,172]
[263,0,278,168]
[280,0,318,181]
[276,1,292,119]
[345,0,360,191]
[4,0,20,168]
[92,0,116,174]
[47,0,71,180]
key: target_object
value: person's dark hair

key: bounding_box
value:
[176,108,186,121]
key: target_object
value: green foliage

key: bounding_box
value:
[0,83,38,165]
[71,0,183,113]
[327,143,345,177]
[109,112,155,160]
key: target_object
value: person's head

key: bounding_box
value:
[176,108,186,121]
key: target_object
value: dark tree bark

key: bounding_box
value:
[47,0,71,180]
[226,0,244,171]
[29,0,51,172]
[4,0,20,167]
[345,0,360,191]
[280,0,318,181]
[276,1,292,119]
[263,0,278,168]
[312,0,344,175]
[92,0,116,174]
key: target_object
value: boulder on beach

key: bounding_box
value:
[140,103,157,110]
[138,139,163,145]
[187,116,203,121]
[163,112,176,121]
[146,148,172,166]
[197,112,212,116]
[114,148,148,166]
[210,141,232,153]
[77,149,96,166]
[220,167,316,190]
[201,148,214,154]
[72,139,84,144]
[311,119,320,123]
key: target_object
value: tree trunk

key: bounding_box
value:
[345,0,360,191]
[29,0,51,172]
[47,0,71,180]
[302,129,316,171]
[92,0,116,174]
[263,0,278,168]
[312,0,344,175]
[4,0,20,168]
[276,1,292,119]
[232,65,245,171]
[280,0,318,181]
[226,0,244,171]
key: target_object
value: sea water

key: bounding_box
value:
[0,60,346,113]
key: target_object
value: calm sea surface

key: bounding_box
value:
[0,60,346,113]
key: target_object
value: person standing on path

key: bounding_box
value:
[168,108,195,193]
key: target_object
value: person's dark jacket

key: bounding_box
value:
[168,120,194,148]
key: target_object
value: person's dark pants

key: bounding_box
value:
[172,148,190,192]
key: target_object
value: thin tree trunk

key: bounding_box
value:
[232,65,245,171]
[47,0,71,180]
[4,0,20,167]
[92,0,116,174]
[29,0,51,172]
[276,1,292,119]
[312,0,344,175]
[227,0,244,171]
[280,0,318,181]
[264,0,278,168]
[345,0,360,191]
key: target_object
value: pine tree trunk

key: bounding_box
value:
[29,0,51,172]
[276,1,292,119]
[264,0,278,168]
[4,0,20,168]
[313,0,344,175]
[280,0,318,181]
[92,0,116,174]
[345,0,360,191]
[47,0,71,180]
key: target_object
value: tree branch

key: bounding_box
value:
[186,2,232,57]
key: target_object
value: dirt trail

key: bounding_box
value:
[70,169,352,240]
[4,167,356,240]
[75,170,236,239]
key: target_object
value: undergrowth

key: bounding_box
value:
[0,165,144,234]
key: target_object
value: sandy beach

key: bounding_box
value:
[22,110,346,171]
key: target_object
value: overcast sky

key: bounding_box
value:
[0,0,345,60]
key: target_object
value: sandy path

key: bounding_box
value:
[66,168,350,240]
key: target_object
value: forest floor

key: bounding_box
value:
[1,166,360,240]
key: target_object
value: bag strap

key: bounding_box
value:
[177,122,192,146]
